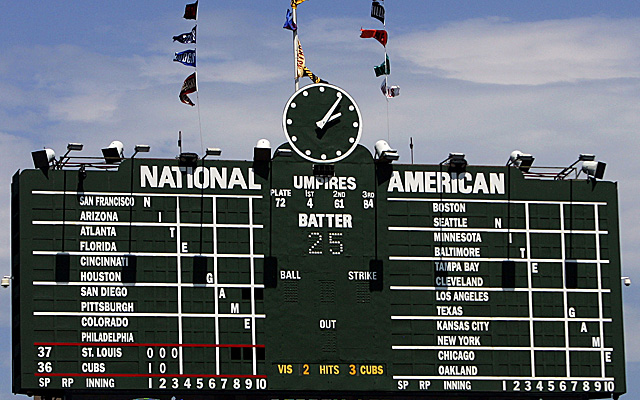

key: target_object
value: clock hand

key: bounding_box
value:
[316,93,343,129]
[327,112,342,123]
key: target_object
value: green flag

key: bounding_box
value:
[374,55,390,77]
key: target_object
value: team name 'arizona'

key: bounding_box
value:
[140,165,261,190]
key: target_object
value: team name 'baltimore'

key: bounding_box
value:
[140,165,261,190]
[387,171,505,194]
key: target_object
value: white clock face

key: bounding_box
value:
[283,83,362,163]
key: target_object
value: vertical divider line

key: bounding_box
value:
[249,197,257,375]
[560,203,571,377]
[525,202,536,377]
[213,196,220,375]
[594,204,605,377]
[176,197,184,375]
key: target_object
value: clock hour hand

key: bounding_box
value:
[316,92,343,129]
[327,112,342,123]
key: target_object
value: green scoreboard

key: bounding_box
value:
[12,84,626,399]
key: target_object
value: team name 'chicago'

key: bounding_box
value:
[140,165,261,190]
[387,171,504,194]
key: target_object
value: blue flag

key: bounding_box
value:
[174,49,196,67]
[173,25,196,44]
[283,9,297,31]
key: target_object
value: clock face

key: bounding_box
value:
[283,83,362,163]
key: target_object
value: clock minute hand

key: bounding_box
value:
[316,93,343,129]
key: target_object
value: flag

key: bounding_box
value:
[302,67,327,84]
[180,72,197,106]
[291,0,308,9]
[174,49,196,67]
[371,1,385,24]
[374,55,390,77]
[295,38,306,78]
[173,25,196,44]
[184,1,198,20]
[295,39,326,83]
[360,29,388,47]
[386,86,400,97]
[381,80,400,97]
[283,9,297,31]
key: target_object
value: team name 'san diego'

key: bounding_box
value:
[140,165,261,190]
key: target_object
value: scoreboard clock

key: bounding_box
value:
[12,84,626,400]
[283,83,362,163]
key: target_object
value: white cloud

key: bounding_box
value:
[48,92,120,123]
[396,17,640,85]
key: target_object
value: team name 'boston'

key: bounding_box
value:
[387,171,504,194]
[140,165,261,190]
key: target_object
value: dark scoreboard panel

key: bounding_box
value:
[12,145,626,399]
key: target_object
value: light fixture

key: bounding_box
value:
[254,139,271,162]
[132,144,150,158]
[374,140,399,163]
[206,148,222,157]
[67,143,83,152]
[274,148,293,158]
[31,148,56,170]
[507,150,535,172]
[579,154,596,161]
[622,276,631,286]
[441,152,467,173]
[178,152,199,167]
[1,275,10,288]
[556,153,601,180]
[581,160,606,180]
[102,140,124,164]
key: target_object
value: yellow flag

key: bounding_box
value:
[291,0,308,9]
[295,38,325,83]
[303,67,323,84]
[295,38,306,78]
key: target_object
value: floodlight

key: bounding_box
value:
[622,276,631,286]
[254,139,271,162]
[102,140,124,164]
[579,154,596,161]
[274,148,293,157]
[131,144,150,159]
[178,152,199,167]
[374,140,399,163]
[507,150,535,172]
[135,144,150,153]
[581,160,606,180]
[557,153,602,180]
[1,275,10,288]
[32,148,56,170]
[442,152,467,173]
[206,148,222,157]
[67,143,83,152]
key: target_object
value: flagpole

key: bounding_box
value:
[293,7,299,91]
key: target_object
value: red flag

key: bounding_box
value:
[360,29,387,47]
[183,1,198,20]
[180,72,197,106]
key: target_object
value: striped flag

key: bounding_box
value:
[371,1,385,24]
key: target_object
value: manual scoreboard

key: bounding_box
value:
[12,84,626,399]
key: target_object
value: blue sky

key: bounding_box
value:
[2,0,640,398]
